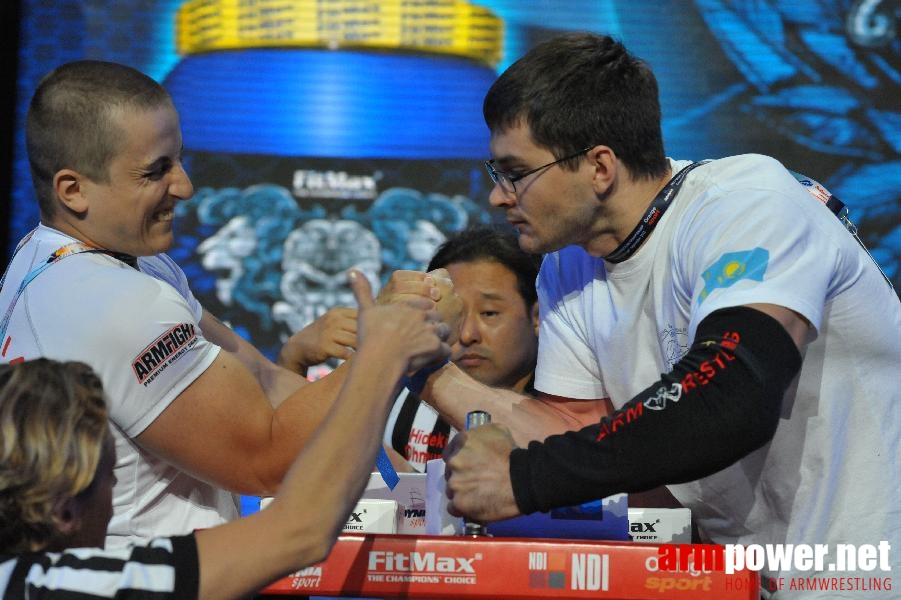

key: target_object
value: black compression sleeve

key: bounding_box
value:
[510,306,802,514]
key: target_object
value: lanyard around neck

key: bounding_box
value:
[604,160,709,263]
[0,229,136,341]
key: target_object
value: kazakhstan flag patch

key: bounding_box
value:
[698,247,769,304]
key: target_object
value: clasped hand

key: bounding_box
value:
[377,269,463,346]
[350,270,452,375]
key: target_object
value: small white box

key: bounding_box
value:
[360,471,427,534]
[425,459,460,535]
[628,507,692,543]
[342,498,397,534]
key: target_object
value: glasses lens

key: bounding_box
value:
[485,162,514,194]
[484,161,498,184]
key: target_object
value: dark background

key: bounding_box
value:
[1,0,21,260]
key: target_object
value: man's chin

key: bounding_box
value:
[145,234,175,256]
[459,364,487,381]
[462,367,506,389]
[515,231,551,255]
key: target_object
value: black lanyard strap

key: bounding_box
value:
[604,160,709,264]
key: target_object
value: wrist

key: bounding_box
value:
[403,358,449,396]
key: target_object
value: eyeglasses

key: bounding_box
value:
[484,146,594,195]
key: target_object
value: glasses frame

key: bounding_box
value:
[484,146,594,194]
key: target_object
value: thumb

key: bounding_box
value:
[348,269,375,309]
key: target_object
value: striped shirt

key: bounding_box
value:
[0,535,198,599]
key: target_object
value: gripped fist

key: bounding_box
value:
[426,268,462,346]
[377,269,440,306]
[378,269,462,346]
[350,270,451,374]
[442,423,521,522]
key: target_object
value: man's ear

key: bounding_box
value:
[53,169,89,215]
[51,495,82,537]
[586,145,617,195]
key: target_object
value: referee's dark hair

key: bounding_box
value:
[428,224,542,308]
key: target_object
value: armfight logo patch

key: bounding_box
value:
[132,323,198,386]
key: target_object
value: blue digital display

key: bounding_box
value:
[7,0,898,291]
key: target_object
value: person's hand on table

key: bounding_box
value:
[443,423,522,522]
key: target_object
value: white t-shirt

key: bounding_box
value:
[0,224,237,548]
[535,154,901,587]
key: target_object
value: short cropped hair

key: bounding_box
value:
[0,359,108,552]
[25,60,173,216]
[428,224,542,309]
[483,32,669,181]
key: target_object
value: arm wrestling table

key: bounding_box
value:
[256,533,757,599]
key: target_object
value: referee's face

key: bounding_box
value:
[71,431,117,549]
[448,260,538,392]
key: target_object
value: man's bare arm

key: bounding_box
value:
[138,273,450,495]
[137,347,351,495]
[422,362,611,446]
[199,309,309,408]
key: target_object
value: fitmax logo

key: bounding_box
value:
[292,169,379,200]
[631,520,659,533]
[368,551,480,573]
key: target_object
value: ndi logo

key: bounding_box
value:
[528,551,609,591]
[572,553,610,591]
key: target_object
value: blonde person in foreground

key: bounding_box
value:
[0,270,451,599]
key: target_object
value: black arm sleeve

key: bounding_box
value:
[509,306,802,514]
